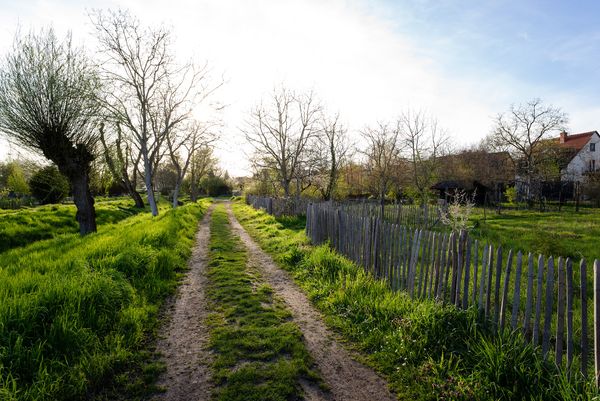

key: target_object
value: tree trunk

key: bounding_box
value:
[172,181,181,209]
[282,179,290,197]
[190,172,198,202]
[144,157,159,216]
[70,169,97,235]
[122,172,144,208]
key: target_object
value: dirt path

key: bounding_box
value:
[225,203,397,401]
[153,206,214,401]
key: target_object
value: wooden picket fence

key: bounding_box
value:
[305,201,600,384]
[246,195,311,217]
[335,201,443,229]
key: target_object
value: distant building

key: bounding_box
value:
[555,131,600,181]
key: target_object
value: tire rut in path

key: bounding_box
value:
[153,206,214,401]
[225,203,397,401]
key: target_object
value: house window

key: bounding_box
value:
[591,143,596,152]
[591,160,596,172]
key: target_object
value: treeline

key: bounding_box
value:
[244,93,599,210]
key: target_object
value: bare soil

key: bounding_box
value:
[153,206,214,401]
[225,203,397,401]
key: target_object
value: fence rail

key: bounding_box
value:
[305,201,599,383]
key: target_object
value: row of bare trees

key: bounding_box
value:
[0,10,220,234]
[244,86,447,208]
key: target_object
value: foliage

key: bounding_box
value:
[232,201,595,400]
[440,190,475,232]
[206,205,320,400]
[5,163,29,195]
[0,200,209,400]
[504,186,517,205]
[28,166,70,205]
[200,171,231,197]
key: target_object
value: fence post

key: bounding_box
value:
[523,253,534,338]
[532,254,544,346]
[581,259,589,378]
[499,249,513,331]
[566,258,574,371]
[511,251,523,330]
[542,256,555,358]
[556,257,566,367]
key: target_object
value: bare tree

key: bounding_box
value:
[166,121,216,207]
[398,110,448,205]
[91,10,210,216]
[0,29,100,234]
[244,86,322,197]
[490,98,568,206]
[99,122,144,207]
[361,122,402,216]
[313,113,351,200]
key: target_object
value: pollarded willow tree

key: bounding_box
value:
[0,29,101,234]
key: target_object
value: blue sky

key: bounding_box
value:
[384,0,600,100]
[0,0,598,175]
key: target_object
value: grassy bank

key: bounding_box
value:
[0,198,152,254]
[0,200,210,400]
[232,202,596,400]
[206,205,320,401]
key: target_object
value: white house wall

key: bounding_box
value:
[562,133,600,181]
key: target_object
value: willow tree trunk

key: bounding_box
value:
[70,170,97,235]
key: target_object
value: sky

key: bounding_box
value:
[0,0,599,176]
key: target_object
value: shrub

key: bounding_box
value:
[29,166,70,204]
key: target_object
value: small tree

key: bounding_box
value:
[440,189,475,233]
[6,162,29,195]
[0,29,100,234]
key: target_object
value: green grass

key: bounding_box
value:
[470,207,600,263]
[206,205,321,401]
[0,199,210,400]
[232,201,598,400]
[0,197,154,254]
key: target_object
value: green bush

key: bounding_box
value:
[28,166,70,204]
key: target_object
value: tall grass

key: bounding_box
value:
[233,202,598,400]
[0,200,209,400]
[0,198,151,254]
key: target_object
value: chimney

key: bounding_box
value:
[560,131,567,144]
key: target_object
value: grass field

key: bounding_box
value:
[0,197,157,254]
[470,207,600,263]
[206,205,320,400]
[233,201,596,400]
[0,200,209,400]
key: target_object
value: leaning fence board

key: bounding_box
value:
[494,246,503,325]
[485,244,494,319]
[472,240,479,305]
[462,237,472,309]
[478,244,488,310]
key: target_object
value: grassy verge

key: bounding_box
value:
[206,205,320,401]
[0,197,154,254]
[232,201,597,400]
[0,200,210,400]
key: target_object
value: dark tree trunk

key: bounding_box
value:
[70,169,97,235]
[123,177,144,208]
[47,142,98,235]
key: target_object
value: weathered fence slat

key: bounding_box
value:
[556,257,566,366]
[494,246,503,325]
[542,257,555,358]
[499,249,513,331]
[511,251,523,330]
[594,260,600,387]
[462,236,472,309]
[533,254,544,346]
[523,253,534,338]
[566,258,574,371]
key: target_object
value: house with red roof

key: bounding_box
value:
[557,131,600,181]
